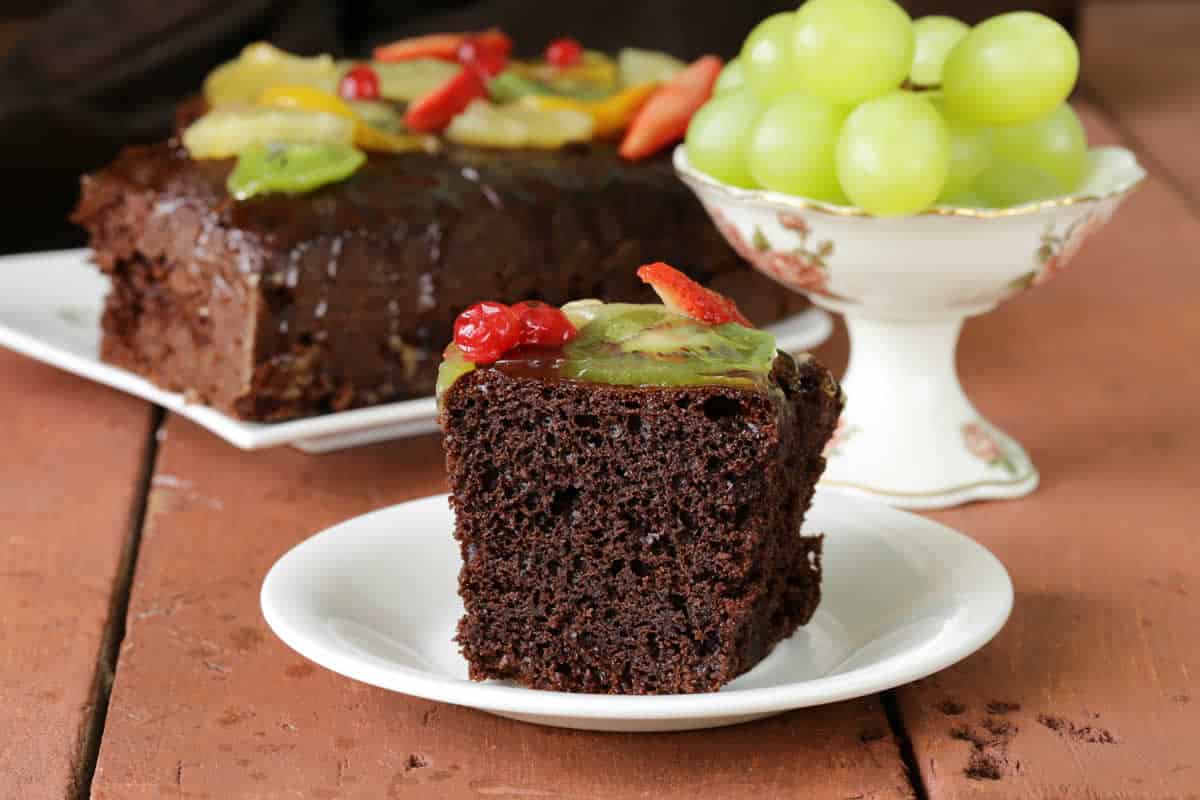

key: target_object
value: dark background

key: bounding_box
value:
[0,0,1077,253]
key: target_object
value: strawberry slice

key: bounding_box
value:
[404,68,488,132]
[637,262,752,327]
[374,28,512,63]
[619,55,722,161]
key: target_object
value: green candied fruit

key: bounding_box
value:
[363,59,461,102]
[487,69,614,105]
[487,70,553,104]
[435,344,476,405]
[561,305,778,389]
[570,307,669,348]
[346,100,404,133]
[227,142,366,200]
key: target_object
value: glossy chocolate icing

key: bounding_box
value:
[76,138,805,420]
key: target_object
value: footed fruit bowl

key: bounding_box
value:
[676,144,1145,509]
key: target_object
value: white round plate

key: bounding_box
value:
[0,249,832,453]
[261,490,1012,732]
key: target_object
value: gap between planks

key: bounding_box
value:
[73,406,166,800]
[884,690,931,800]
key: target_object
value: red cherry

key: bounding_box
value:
[453,301,522,363]
[339,64,381,100]
[513,302,577,348]
[545,37,584,68]
[456,35,508,78]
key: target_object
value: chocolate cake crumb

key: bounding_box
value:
[939,700,967,716]
[1037,714,1117,744]
[1038,714,1066,733]
[952,711,1021,781]
[987,700,1021,714]
[949,724,976,743]
[982,717,1016,737]
[441,352,841,694]
[966,752,1005,781]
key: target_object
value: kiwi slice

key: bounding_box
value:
[561,306,776,388]
[227,142,366,200]
[436,346,477,403]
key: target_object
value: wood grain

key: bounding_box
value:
[0,351,156,800]
[1082,1,1200,210]
[893,106,1200,798]
[89,414,912,800]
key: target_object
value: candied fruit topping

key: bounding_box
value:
[438,266,776,398]
[338,64,381,100]
[452,301,580,363]
[636,262,751,327]
[545,37,585,68]
[453,301,523,364]
[512,302,578,348]
[457,34,510,78]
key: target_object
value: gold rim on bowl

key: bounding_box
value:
[672,144,1147,220]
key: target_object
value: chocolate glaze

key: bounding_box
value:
[75,138,808,420]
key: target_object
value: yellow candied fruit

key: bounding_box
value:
[257,86,434,154]
[520,82,658,138]
[509,51,618,89]
[204,42,339,107]
[616,48,685,88]
[183,107,354,159]
[357,59,461,102]
[445,99,594,149]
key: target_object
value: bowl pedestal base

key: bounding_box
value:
[819,311,1039,510]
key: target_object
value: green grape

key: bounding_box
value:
[836,91,949,216]
[990,103,1087,193]
[747,92,848,202]
[943,120,991,200]
[685,90,764,188]
[714,58,747,95]
[942,11,1079,126]
[910,16,969,87]
[926,93,991,201]
[791,0,914,105]
[741,13,799,102]
[973,162,1063,207]
[935,189,987,208]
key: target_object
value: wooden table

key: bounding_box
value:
[2,4,1198,798]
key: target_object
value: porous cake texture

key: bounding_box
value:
[440,352,841,694]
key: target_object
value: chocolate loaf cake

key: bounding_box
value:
[73,142,802,421]
[439,288,841,694]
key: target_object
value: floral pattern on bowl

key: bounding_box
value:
[707,206,833,296]
[1011,208,1115,290]
[962,422,1019,476]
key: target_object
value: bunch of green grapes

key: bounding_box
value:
[685,0,1087,216]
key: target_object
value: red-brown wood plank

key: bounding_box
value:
[1082,1,1200,211]
[90,414,913,799]
[893,105,1200,797]
[0,350,156,799]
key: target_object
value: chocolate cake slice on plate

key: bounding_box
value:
[439,264,841,694]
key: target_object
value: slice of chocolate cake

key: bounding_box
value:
[439,266,841,694]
